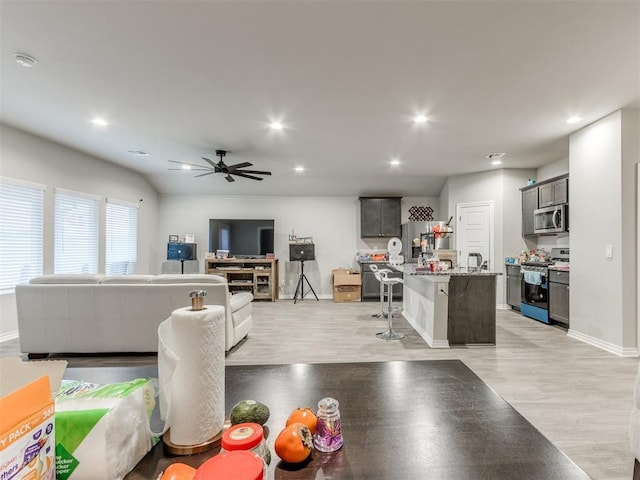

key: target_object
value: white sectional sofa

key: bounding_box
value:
[15,274,253,357]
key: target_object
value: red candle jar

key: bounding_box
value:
[220,423,268,465]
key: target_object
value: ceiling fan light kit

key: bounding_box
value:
[169,150,272,183]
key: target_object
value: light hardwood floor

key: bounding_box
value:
[2,300,638,479]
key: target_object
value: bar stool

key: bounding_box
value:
[369,264,392,318]
[376,273,404,341]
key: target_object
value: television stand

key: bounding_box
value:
[205,257,279,301]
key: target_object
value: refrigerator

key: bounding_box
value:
[401,222,452,262]
[402,222,428,263]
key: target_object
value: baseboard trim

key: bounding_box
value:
[567,329,639,357]
[279,294,334,301]
[0,330,18,343]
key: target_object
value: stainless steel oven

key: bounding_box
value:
[521,263,550,323]
[520,248,569,324]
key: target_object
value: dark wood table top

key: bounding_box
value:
[64,360,590,480]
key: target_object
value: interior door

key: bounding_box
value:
[456,202,493,271]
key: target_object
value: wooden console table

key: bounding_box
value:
[206,258,278,301]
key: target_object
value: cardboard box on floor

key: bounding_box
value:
[0,357,67,480]
[332,268,362,302]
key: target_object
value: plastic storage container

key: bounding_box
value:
[194,450,264,480]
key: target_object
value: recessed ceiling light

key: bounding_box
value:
[294,166,305,172]
[413,114,428,124]
[566,116,582,124]
[127,150,150,156]
[270,122,284,130]
[181,165,192,170]
[91,117,108,127]
[13,53,37,68]
[390,158,401,166]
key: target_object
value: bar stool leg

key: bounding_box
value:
[376,282,404,340]
[371,278,387,318]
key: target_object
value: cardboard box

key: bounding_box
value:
[332,269,362,302]
[0,376,56,480]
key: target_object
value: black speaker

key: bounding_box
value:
[289,243,315,261]
[167,243,197,261]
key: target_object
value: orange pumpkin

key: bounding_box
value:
[274,422,313,464]
[286,406,318,435]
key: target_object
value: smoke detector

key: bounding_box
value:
[13,53,37,68]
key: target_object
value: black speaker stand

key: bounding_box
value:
[293,260,319,304]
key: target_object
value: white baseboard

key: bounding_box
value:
[497,303,509,310]
[567,328,639,357]
[279,294,333,300]
[0,330,18,343]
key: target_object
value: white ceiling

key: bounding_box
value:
[1,1,638,197]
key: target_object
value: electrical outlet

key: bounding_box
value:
[605,245,613,259]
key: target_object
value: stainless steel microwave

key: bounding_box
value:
[534,204,568,234]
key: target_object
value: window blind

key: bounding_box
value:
[0,178,44,292]
[54,189,99,274]
[106,199,137,275]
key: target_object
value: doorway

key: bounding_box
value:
[456,202,494,271]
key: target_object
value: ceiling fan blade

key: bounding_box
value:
[201,157,220,169]
[169,160,209,169]
[226,162,253,170]
[225,175,235,183]
[236,169,272,176]
[232,172,264,181]
[194,172,215,178]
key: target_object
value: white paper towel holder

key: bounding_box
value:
[160,295,227,455]
[163,421,229,455]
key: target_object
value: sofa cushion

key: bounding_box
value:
[229,291,253,311]
[151,274,226,284]
[100,275,154,284]
[29,274,104,284]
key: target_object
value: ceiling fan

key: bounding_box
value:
[169,150,272,182]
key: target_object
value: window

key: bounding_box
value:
[54,189,99,274]
[0,178,44,292]
[106,199,138,275]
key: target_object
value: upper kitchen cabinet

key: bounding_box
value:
[538,176,568,207]
[360,197,402,237]
[521,187,538,236]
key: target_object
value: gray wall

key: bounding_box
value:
[0,124,160,338]
[159,194,439,298]
[440,168,534,307]
[568,109,638,355]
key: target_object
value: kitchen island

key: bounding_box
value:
[396,265,500,347]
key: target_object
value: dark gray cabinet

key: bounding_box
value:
[521,188,538,236]
[360,263,403,300]
[538,177,568,207]
[506,265,521,310]
[360,197,401,238]
[549,269,569,326]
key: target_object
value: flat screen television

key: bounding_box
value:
[209,219,275,258]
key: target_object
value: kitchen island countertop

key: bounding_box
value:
[393,264,502,276]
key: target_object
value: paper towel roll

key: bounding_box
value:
[158,305,226,446]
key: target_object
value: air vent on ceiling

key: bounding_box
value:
[485,152,506,160]
[127,150,150,156]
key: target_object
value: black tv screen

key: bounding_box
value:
[209,219,275,258]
